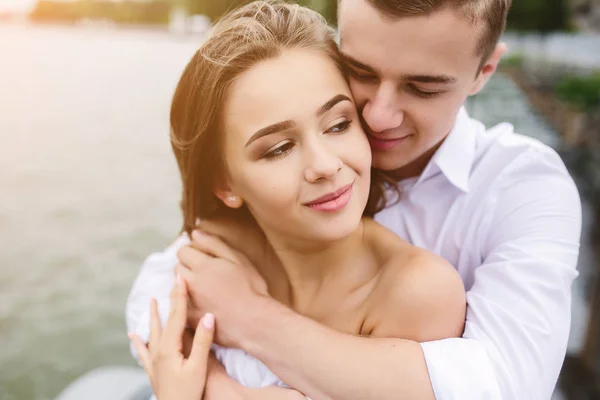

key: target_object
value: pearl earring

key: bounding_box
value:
[227,196,237,202]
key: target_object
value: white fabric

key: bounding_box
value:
[126,107,581,399]
[213,345,287,388]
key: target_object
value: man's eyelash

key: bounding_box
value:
[408,85,442,99]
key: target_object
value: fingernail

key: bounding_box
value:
[176,273,182,285]
[202,313,215,330]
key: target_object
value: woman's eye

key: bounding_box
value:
[263,142,294,159]
[327,120,353,134]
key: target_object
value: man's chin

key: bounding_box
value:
[371,156,408,172]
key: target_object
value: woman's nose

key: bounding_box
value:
[304,141,343,183]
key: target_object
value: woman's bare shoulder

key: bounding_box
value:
[362,219,466,341]
[362,218,413,263]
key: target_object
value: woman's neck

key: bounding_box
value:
[264,220,379,312]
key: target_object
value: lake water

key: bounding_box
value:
[0,23,194,400]
[0,23,594,400]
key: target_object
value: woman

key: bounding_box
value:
[129,1,466,398]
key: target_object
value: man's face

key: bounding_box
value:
[338,0,496,176]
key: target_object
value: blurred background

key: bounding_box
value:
[0,0,599,399]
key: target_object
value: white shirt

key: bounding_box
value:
[126,107,581,400]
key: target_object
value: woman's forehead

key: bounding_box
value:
[222,49,351,136]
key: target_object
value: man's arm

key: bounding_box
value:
[235,296,437,400]
[420,150,581,400]
[209,149,580,400]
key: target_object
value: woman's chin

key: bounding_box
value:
[301,197,367,241]
[261,197,367,245]
[306,216,363,243]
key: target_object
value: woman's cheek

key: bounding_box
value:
[243,171,297,210]
[344,131,372,175]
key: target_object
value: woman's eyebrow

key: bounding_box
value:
[245,94,352,148]
[316,94,352,117]
[245,120,296,148]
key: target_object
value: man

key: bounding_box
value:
[127,0,582,398]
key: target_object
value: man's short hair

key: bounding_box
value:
[361,0,512,68]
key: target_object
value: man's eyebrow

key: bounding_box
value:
[341,53,456,84]
[401,74,457,84]
[245,120,296,148]
[317,94,353,117]
[340,53,378,73]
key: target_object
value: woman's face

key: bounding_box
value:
[219,48,371,245]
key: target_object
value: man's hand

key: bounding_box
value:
[176,230,270,348]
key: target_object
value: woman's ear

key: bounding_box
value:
[215,192,244,208]
[214,185,244,209]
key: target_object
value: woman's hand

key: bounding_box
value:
[129,276,215,400]
[195,218,282,282]
[175,231,271,348]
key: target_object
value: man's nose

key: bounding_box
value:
[361,82,403,133]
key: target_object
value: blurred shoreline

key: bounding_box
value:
[0,18,209,40]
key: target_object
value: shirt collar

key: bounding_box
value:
[415,106,477,193]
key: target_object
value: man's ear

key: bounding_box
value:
[469,42,507,96]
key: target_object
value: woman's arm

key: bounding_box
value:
[203,352,307,400]
[204,364,306,400]
[247,387,308,400]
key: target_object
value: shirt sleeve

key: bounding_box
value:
[125,234,190,363]
[421,148,582,400]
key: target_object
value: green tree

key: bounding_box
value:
[507,0,571,32]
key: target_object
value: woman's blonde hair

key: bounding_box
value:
[170,0,389,236]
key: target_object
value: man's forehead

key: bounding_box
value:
[338,0,481,49]
[338,4,482,78]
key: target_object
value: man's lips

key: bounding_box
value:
[367,132,412,151]
[366,130,412,142]
[304,184,353,206]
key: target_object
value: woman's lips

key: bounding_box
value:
[304,183,353,212]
